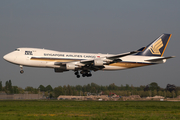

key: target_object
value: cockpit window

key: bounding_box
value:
[15,48,20,51]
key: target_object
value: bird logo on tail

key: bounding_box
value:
[149,38,163,55]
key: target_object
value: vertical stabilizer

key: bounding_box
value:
[136,34,172,57]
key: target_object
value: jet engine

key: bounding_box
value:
[66,63,78,70]
[94,59,104,66]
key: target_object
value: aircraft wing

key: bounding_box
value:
[80,49,141,65]
[80,59,94,64]
[106,47,145,59]
[54,62,68,65]
[53,50,138,66]
[106,51,138,59]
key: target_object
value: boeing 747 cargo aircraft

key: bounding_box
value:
[3,34,175,78]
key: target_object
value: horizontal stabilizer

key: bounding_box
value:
[145,56,175,62]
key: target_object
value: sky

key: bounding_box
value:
[0,1,179,89]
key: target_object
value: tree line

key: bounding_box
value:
[0,80,180,98]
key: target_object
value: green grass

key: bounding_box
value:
[0,100,180,120]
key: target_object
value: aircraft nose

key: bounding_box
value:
[3,54,8,60]
[3,53,12,62]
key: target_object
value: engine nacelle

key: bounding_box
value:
[66,64,78,70]
[94,59,104,66]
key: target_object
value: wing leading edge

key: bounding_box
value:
[80,48,144,65]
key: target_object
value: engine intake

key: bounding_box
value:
[66,64,78,70]
[94,59,104,66]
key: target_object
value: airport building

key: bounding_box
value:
[0,93,44,100]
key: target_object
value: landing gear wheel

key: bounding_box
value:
[74,71,79,75]
[87,74,91,77]
[20,70,24,74]
[20,65,24,74]
[74,71,80,78]
[77,75,80,78]
[80,70,92,77]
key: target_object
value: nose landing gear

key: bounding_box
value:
[20,65,24,74]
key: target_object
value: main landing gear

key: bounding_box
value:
[74,71,80,78]
[20,65,24,74]
[74,70,92,78]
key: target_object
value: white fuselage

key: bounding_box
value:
[3,48,165,71]
[3,34,174,78]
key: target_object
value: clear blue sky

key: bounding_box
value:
[0,1,179,88]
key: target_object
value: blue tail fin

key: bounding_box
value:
[136,34,172,57]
